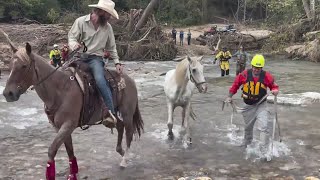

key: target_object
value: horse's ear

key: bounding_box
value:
[0,29,18,53]
[26,43,32,55]
[187,55,192,62]
[198,56,204,61]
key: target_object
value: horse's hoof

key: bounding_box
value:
[46,161,55,180]
[120,161,127,168]
[167,132,174,140]
[68,174,78,180]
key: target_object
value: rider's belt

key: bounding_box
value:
[79,54,103,61]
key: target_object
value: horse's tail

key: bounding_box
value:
[190,105,197,121]
[133,101,144,137]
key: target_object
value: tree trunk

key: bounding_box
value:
[134,0,160,33]
[202,0,208,23]
[310,0,315,19]
[243,0,246,22]
[302,0,311,19]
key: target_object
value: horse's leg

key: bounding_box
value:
[181,105,186,128]
[64,135,78,180]
[120,115,133,168]
[116,121,125,156]
[184,102,192,144]
[46,122,75,180]
[167,101,174,140]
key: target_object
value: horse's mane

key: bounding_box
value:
[15,48,31,63]
[16,47,48,63]
[175,58,189,86]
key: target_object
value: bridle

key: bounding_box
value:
[188,63,206,88]
[18,43,87,91]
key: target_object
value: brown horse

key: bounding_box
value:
[1,30,143,180]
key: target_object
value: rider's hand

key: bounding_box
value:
[271,89,279,96]
[225,97,232,103]
[116,63,123,74]
[104,51,111,59]
[73,44,82,51]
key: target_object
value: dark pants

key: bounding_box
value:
[52,58,61,67]
[187,37,191,45]
[172,36,176,44]
[84,56,115,114]
[221,69,229,76]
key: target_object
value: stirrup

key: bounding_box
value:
[102,110,117,128]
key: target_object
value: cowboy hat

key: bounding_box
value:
[88,0,119,19]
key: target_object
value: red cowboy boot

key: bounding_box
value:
[68,157,78,180]
[46,161,55,180]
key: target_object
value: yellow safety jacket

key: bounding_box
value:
[242,69,267,105]
[49,49,61,60]
[216,51,231,61]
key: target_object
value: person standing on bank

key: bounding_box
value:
[225,54,279,161]
[179,30,184,46]
[172,27,177,45]
[68,0,123,126]
[187,29,191,45]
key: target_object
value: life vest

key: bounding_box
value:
[50,49,61,60]
[217,51,231,61]
[242,69,267,105]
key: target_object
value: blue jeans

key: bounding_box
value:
[85,56,115,114]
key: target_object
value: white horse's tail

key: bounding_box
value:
[190,105,197,121]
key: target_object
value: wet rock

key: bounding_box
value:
[250,174,263,179]
[228,164,239,168]
[266,172,279,177]
[305,177,320,180]
[279,163,301,171]
[178,177,212,180]
[218,169,229,174]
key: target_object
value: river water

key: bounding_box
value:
[0,56,320,179]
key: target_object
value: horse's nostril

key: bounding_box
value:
[8,91,14,97]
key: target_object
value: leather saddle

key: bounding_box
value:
[66,60,125,129]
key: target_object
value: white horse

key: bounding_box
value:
[164,56,207,144]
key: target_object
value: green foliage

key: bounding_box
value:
[0,0,318,26]
[47,8,59,23]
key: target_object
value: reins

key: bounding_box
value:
[30,42,87,90]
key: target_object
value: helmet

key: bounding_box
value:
[222,47,227,51]
[53,44,59,48]
[251,54,265,68]
[63,44,68,47]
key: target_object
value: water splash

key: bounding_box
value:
[296,139,305,145]
[148,123,182,142]
[267,92,320,106]
[225,124,291,161]
[245,140,291,161]
[148,123,192,149]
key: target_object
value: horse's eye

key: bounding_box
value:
[22,65,27,69]
[192,69,196,73]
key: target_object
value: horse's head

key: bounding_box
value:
[1,30,36,102]
[187,56,207,93]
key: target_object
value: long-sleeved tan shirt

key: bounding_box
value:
[68,14,120,64]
